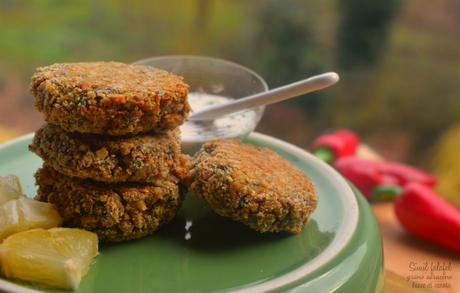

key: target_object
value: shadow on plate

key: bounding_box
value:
[154,195,334,254]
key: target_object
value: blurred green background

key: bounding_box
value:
[0,0,459,183]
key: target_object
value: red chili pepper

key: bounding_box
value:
[334,156,437,200]
[378,161,437,187]
[394,182,460,253]
[334,156,400,199]
[313,129,359,163]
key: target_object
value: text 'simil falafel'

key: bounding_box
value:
[30,124,188,183]
[187,140,318,233]
[35,166,185,242]
[32,62,190,135]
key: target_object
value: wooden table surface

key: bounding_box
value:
[357,144,459,292]
[373,203,459,293]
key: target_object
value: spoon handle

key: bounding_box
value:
[188,72,339,121]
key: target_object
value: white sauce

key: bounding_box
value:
[180,92,259,153]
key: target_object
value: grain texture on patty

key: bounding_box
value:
[187,140,318,233]
[31,62,190,135]
[35,166,185,242]
[29,124,188,183]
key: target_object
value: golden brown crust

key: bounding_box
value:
[31,62,190,135]
[187,140,317,233]
[29,124,188,183]
[35,166,185,242]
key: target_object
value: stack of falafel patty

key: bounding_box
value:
[29,62,190,242]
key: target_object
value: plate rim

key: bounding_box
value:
[0,132,359,293]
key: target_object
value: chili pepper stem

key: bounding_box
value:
[371,185,402,201]
[313,147,335,163]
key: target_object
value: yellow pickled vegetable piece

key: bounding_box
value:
[0,175,22,193]
[0,197,62,240]
[0,228,98,290]
[0,175,23,205]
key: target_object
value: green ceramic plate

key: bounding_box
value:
[0,133,383,293]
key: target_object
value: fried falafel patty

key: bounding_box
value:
[187,140,318,233]
[29,124,188,183]
[35,166,184,242]
[31,62,190,135]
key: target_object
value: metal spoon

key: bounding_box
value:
[188,72,339,121]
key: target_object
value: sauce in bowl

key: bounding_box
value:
[180,92,262,154]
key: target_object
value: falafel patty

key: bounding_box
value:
[35,166,184,242]
[31,62,190,135]
[187,140,318,233]
[29,124,188,183]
